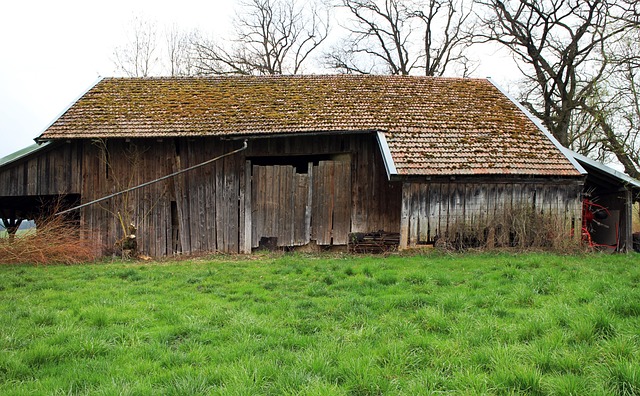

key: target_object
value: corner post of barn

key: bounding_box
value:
[619,187,633,252]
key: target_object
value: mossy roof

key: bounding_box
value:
[38,75,581,177]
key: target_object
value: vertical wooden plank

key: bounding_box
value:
[305,162,313,244]
[214,158,223,252]
[418,184,429,243]
[453,182,465,232]
[251,165,258,247]
[439,183,450,239]
[495,183,507,246]
[399,182,411,250]
[312,162,321,243]
[486,183,497,248]
[325,161,335,245]
[408,183,419,246]
[241,160,252,253]
[427,183,440,243]
[27,157,37,195]
[332,161,351,245]
[251,165,262,248]
[286,165,294,246]
[178,141,191,254]
[277,166,289,246]
[292,173,307,245]
[315,162,326,244]
[227,154,239,253]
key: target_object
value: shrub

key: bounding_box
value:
[437,205,581,252]
[0,213,97,265]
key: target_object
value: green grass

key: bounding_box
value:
[1,252,639,395]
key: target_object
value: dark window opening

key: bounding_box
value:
[174,138,181,158]
[248,154,345,173]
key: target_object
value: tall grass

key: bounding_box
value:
[0,215,96,265]
[0,253,639,394]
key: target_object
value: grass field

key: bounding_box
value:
[1,253,639,395]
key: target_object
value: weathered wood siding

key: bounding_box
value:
[0,142,82,197]
[79,133,400,256]
[247,134,402,236]
[80,138,244,257]
[251,160,352,247]
[400,180,583,248]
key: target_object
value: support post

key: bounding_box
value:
[2,216,23,243]
[620,188,633,253]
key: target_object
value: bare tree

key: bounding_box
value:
[475,0,637,148]
[579,30,640,178]
[325,0,474,76]
[113,16,160,77]
[414,0,475,76]
[165,25,196,77]
[192,0,329,75]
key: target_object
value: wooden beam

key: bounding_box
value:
[620,188,633,253]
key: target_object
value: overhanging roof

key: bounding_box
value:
[37,75,582,178]
[0,142,51,168]
[569,150,640,194]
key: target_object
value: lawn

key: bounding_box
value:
[0,253,639,395]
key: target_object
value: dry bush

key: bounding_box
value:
[440,206,581,253]
[0,214,97,265]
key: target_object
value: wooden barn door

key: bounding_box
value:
[311,160,351,245]
[250,160,351,248]
[251,164,311,248]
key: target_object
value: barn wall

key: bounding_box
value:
[80,133,401,257]
[246,134,402,235]
[400,179,584,249]
[0,142,82,197]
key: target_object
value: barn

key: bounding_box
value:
[1,74,633,256]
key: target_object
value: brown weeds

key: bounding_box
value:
[0,214,97,265]
[439,206,582,253]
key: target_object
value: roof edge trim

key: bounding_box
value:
[35,76,105,143]
[569,150,640,190]
[375,131,397,179]
[487,77,587,175]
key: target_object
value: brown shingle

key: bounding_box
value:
[38,75,581,177]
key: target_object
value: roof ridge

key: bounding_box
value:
[102,74,487,82]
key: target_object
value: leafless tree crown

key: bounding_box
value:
[113,16,160,77]
[192,0,329,75]
[325,0,475,76]
[475,0,637,148]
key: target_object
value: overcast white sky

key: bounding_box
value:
[0,0,518,159]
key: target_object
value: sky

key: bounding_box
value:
[0,0,518,160]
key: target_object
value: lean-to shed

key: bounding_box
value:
[0,75,594,256]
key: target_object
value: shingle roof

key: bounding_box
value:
[38,75,581,177]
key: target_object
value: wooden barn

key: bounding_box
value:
[1,74,627,256]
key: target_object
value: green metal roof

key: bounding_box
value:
[0,142,50,168]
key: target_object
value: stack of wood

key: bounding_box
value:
[348,231,400,253]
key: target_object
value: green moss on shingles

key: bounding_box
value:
[39,75,580,177]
